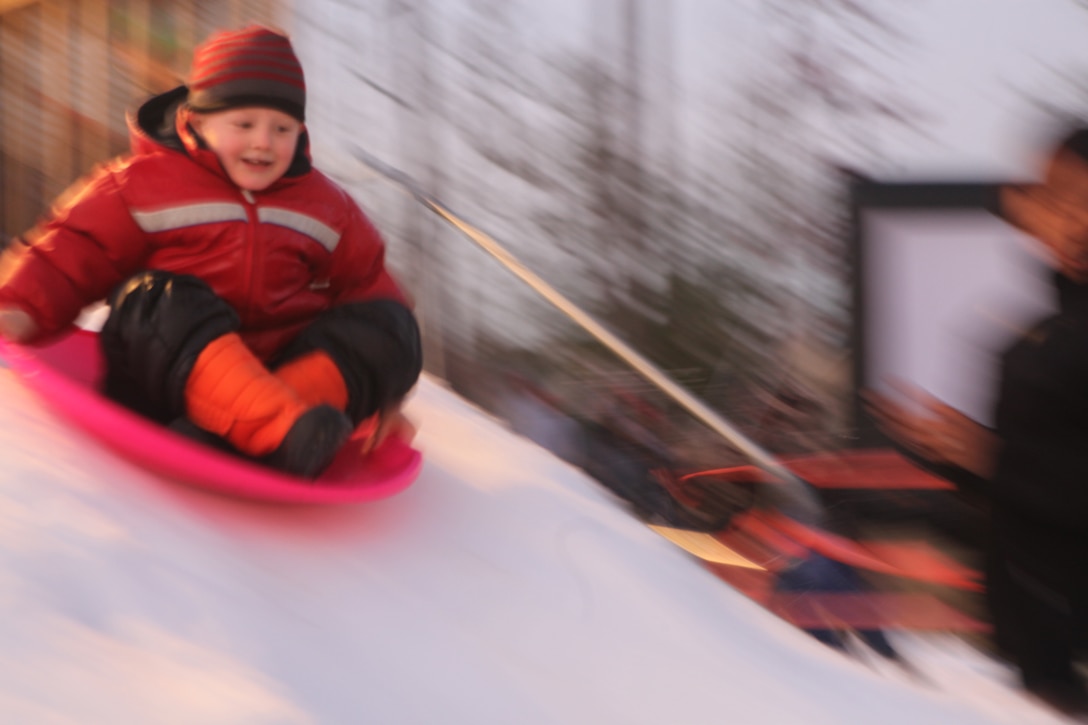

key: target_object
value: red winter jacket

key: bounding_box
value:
[0,87,407,360]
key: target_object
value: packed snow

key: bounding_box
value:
[0,361,1070,724]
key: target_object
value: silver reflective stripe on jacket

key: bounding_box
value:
[258,207,341,253]
[130,202,342,253]
[131,203,248,232]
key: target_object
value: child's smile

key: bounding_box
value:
[190,107,302,192]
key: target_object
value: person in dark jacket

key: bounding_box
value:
[868,126,1088,714]
[0,26,422,478]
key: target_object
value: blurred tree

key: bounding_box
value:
[707,0,919,435]
[387,0,451,377]
[384,0,917,450]
[432,35,779,413]
[731,0,916,327]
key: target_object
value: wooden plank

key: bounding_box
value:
[75,0,109,171]
[648,524,765,569]
[21,1,43,223]
[1,9,32,235]
[113,1,188,105]
[172,1,198,79]
[0,14,13,239]
[117,0,177,154]
[123,0,152,98]
[39,0,73,201]
[0,0,37,15]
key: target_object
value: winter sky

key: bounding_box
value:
[519,0,1088,179]
[299,0,1088,191]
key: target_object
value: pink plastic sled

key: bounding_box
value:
[0,328,422,504]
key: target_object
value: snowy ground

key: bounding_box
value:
[0,360,1072,724]
[0,8,1075,720]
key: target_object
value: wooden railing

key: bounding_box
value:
[0,0,283,241]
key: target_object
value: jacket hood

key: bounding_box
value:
[126,85,313,182]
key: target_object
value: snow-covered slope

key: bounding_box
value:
[0,364,1066,724]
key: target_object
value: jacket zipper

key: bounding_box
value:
[241,189,260,320]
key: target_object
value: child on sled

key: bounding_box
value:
[0,25,422,478]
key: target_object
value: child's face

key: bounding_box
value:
[1004,149,1088,283]
[190,107,302,191]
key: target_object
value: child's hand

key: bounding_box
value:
[0,307,37,342]
[360,405,416,455]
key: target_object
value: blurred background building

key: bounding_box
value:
[0,0,283,240]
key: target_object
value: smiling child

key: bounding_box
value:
[0,26,422,478]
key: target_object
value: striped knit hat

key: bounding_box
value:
[187,26,306,121]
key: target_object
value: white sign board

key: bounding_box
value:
[862,209,1055,427]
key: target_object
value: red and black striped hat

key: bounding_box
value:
[187,26,306,121]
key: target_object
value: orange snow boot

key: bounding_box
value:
[184,333,351,477]
[274,350,349,411]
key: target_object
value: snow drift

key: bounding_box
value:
[0,363,1066,724]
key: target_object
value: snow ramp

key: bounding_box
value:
[0,366,1065,724]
